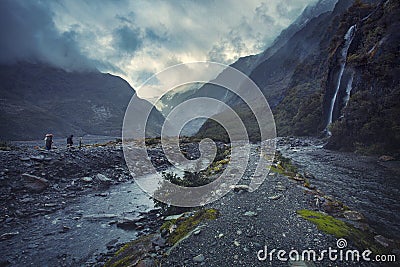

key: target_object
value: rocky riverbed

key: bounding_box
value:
[0,137,399,266]
[0,137,179,266]
[105,138,400,267]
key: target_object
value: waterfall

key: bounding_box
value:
[325,24,356,132]
[343,71,354,108]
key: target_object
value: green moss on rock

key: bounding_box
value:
[105,234,156,267]
[297,209,389,254]
[297,209,351,237]
[167,209,219,245]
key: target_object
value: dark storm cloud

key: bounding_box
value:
[115,14,134,24]
[0,0,95,71]
[0,0,318,94]
[145,28,168,44]
[113,26,143,54]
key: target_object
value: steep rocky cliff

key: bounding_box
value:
[196,0,354,141]
[325,0,400,153]
[196,0,399,155]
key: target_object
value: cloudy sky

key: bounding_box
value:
[0,0,317,99]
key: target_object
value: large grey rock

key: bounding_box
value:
[22,173,49,192]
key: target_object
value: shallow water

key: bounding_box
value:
[0,180,154,266]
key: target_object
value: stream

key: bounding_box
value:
[0,178,155,266]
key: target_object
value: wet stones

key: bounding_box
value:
[116,216,144,230]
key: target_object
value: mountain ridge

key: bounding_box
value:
[0,62,164,140]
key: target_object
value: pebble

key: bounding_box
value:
[81,177,93,183]
[193,254,205,263]
[276,185,287,191]
[268,194,282,200]
[244,211,257,217]
[230,185,250,192]
[96,174,112,183]
[0,232,19,240]
[374,235,392,247]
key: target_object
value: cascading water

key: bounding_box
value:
[324,24,356,133]
[343,71,354,108]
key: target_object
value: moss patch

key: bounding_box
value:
[269,151,299,179]
[105,234,156,267]
[297,209,351,237]
[166,209,219,245]
[160,219,177,233]
[297,209,388,254]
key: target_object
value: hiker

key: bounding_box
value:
[44,134,53,150]
[79,137,83,149]
[67,135,74,148]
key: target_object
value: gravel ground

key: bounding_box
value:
[160,142,394,267]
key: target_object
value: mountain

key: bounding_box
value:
[195,0,354,141]
[195,0,400,154]
[158,0,341,137]
[0,62,164,140]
